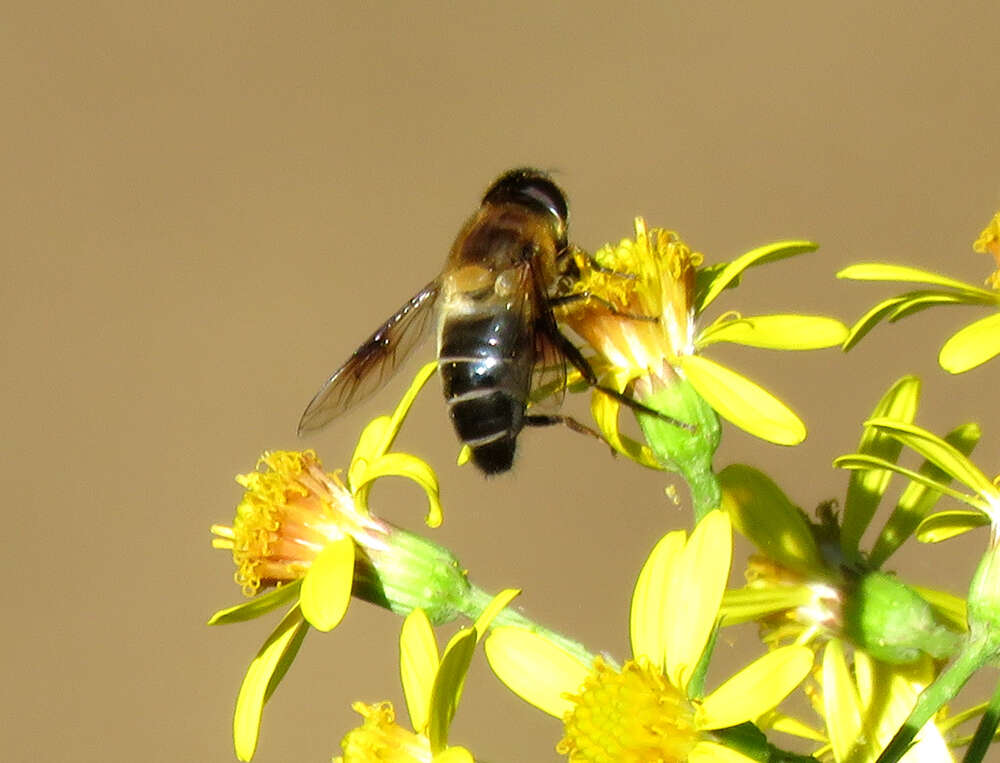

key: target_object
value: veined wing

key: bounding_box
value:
[298,280,440,434]
[528,259,570,411]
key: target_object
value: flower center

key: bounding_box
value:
[557,657,698,763]
[336,702,431,763]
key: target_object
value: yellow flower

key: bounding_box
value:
[212,449,384,597]
[722,378,966,665]
[973,209,1000,288]
[558,218,845,458]
[485,511,812,762]
[336,593,518,763]
[209,364,469,761]
[815,641,952,762]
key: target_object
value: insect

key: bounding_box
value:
[298,168,688,474]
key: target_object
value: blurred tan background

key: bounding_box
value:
[5,2,1000,760]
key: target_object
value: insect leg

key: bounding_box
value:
[548,291,658,322]
[548,328,696,433]
[525,413,603,440]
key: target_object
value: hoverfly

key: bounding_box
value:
[298,168,686,474]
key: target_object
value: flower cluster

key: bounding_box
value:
[206,208,1000,762]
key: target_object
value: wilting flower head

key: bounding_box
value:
[486,511,813,762]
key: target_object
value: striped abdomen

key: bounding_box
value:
[438,309,534,474]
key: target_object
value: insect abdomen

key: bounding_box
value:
[438,312,533,474]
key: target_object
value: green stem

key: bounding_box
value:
[687,465,722,522]
[963,675,1000,763]
[877,643,990,763]
[461,583,596,667]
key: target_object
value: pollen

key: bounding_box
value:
[556,657,698,763]
[973,210,1000,288]
[212,450,384,595]
[336,701,432,763]
[560,219,700,382]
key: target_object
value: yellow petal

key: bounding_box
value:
[916,510,990,542]
[939,312,1000,373]
[697,241,819,312]
[352,452,443,527]
[233,607,309,761]
[484,627,589,718]
[720,586,816,626]
[697,313,848,351]
[698,645,812,729]
[207,581,300,625]
[472,588,520,641]
[842,375,920,557]
[837,263,996,298]
[433,747,475,763]
[630,530,686,671]
[428,628,476,753]
[676,354,806,445]
[821,640,865,763]
[865,418,1000,503]
[300,536,354,632]
[400,608,439,734]
[664,511,732,691]
[589,372,663,470]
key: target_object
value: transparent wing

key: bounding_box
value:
[298,280,440,434]
[527,264,569,411]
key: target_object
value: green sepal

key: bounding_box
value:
[842,572,961,664]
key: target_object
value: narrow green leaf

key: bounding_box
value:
[841,376,919,559]
[208,581,301,625]
[300,536,354,632]
[677,354,806,445]
[233,606,308,761]
[696,314,848,350]
[915,510,990,542]
[939,311,1000,374]
[696,241,819,312]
